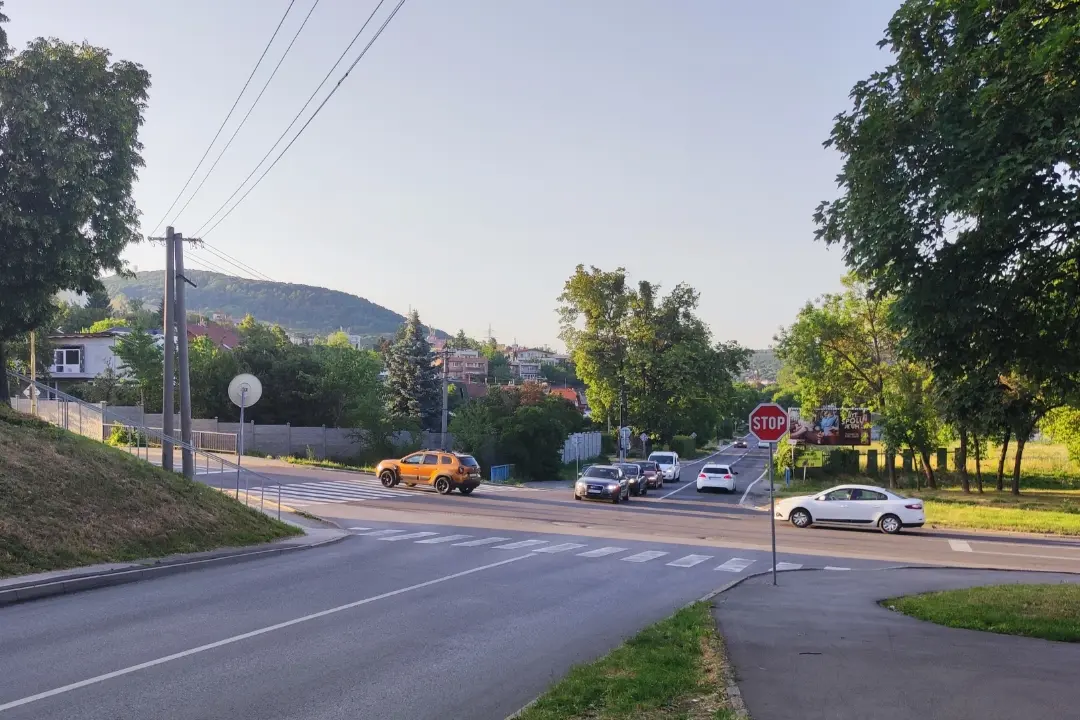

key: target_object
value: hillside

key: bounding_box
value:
[101,270,415,337]
[0,404,298,577]
[741,349,781,383]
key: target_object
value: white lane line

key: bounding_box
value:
[452,537,510,547]
[532,543,587,554]
[949,539,973,552]
[0,553,536,714]
[577,547,627,558]
[667,554,712,568]
[773,562,803,571]
[346,527,371,531]
[493,539,549,550]
[621,550,669,563]
[377,532,439,542]
[352,529,406,537]
[414,534,472,544]
[738,468,769,507]
[824,566,851,571]
[716,558,755,573]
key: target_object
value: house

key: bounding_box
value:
[46,330,128,383]
[445,349,488,383]
[510,360,542,381]
[548,386,587,411]
[187,322,239,350]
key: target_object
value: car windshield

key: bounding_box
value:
[617,465,640,476]
[456,455,479,467]
[636,462,658,472]
[583,467,619,480]
[651,454,675,464]
[703,466,730,474]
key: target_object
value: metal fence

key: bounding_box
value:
[101,423,238,454]
[489,464,515,483]
[7,370,286,519]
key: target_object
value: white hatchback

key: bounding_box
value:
[775,484,925,535]
[696,464,738,493]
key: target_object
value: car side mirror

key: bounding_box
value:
[734,471,739,475]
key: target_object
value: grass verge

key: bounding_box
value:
[283,456,375,474]
[884,584,1080,643]
[516,602,744,720]
[0,405,300,578]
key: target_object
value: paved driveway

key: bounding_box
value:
[714,568,1080,720]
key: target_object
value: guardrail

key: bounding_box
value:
[7,371,284,520]
[102,424,238,454]
[489,464,514,483]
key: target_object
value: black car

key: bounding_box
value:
[574,465,631,503]
[616,463,649,496]
[635,461,663,489]
[734,439,747,449]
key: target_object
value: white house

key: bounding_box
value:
[47,330,128,382]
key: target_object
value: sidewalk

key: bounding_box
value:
[713,567,1080,720]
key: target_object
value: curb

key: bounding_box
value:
[0,529,349,608]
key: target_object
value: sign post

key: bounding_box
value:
[748,403,789,586]
[228,374,263,501]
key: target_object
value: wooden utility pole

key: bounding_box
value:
[162,228,176,471]
[174,232,195,479]
[29,330,37,414]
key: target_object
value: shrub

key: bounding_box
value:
[669,435,695,457]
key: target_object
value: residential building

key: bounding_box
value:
[188,322,239,350]
[445,349,489,383]
[46,330,128,383]
[511,360,542,381]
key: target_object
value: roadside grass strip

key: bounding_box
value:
[922,499,1080,536]
[516,602,744,719]
[883,584,1080,643]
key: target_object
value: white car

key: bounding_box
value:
[647,451,681,482]
[696,464,738,493]
[756,440,769,449]
[775,484,925,535]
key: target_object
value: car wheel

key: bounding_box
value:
[879,514,902,534]
[574,494,582,501]
[459,486,474,496]
[380,470,398,488]
[611,493,620,504]
[696,487,703,493]
[641,485,648,497]
[790,508,812,529]
[434,476,453,495]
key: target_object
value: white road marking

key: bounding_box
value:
[949,539,973,552]
[716,558,755,573]
[452,537,510,547]
[493,539,549,550]
[346,527,371,531]
[532,543,587,554]
[667,554,712,568]
[0,554,536,714]
[738,468,769,506]
[773,562,803,571]
[824,566,851,571]
[621,550,669,563]
[351,529,406,537]
[577,547,627,558]
[414,534,472,544]
[377,532,439,542]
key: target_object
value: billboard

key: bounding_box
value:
[787,407,872,446]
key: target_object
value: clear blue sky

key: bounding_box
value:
[9,0,899,349]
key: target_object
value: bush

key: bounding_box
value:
[601,432,617,456]
[826,448,860,474]
[105,425,146,447]
[669,435,695,457]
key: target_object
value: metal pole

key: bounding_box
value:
[29,331,37,415]
[162,227,176,471]
[277,484,281,520]
[440,350,449,450]
[174,235,194,479]
[770,441,777,586]
[236,388,245,499]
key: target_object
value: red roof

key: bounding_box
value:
[188,323,239,349]
[550,387,579,404]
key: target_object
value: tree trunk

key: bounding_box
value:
[1011,432,1027,496]
[996,427,1010,492]
[0,340,7,395]
[918,448,937,488]
[958,429,970,493]
[973,434,984,493]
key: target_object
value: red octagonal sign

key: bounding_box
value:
[748,403,788,443]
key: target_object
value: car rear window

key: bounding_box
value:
[651,454,675,464]
[636,462,658,471]
[583,467,618,480]
[456,455,479,467]
[618,465,640,475]
[703,465,730,474]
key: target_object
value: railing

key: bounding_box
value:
[489,464,514,483]
[7,370,285,520]
[102,424,238,454]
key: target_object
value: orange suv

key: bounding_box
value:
[376,450,483,495]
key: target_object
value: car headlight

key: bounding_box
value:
[575,482,585,490]
[608,483,619,491]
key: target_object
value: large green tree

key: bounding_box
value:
[815,0,1080,493]
[0,6,150,368]
[384,311,441,430]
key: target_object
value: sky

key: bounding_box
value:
[8,0,900,350]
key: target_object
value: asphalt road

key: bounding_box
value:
[0,524,878,720]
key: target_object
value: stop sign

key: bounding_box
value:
[749,403,788,443]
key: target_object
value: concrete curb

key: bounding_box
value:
[0,528,349,608]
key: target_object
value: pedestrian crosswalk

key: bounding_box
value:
[344,526,854,574]
[248,477,535,507]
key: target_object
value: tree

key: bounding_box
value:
[815,0,1080,493]
[86,318,130,333]
[0,10,150,370]
[448,330,480,351]
[308,342,384,428]
[85,288,111,312]
[113,328,164,411]
[384,311,441,430]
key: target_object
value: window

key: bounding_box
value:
[402,454,423,464]
[703,466,730,475]
[853,489,888,501]
[456,455,479,467]
[422,454,439,465]
[650,454,675,465]
[52,348,81,367]
[583,467,618,480]
[824,489,852,501]
[439,455,453,465]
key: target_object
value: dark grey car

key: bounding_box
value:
[574,465,631,503]
[616,463,649,496]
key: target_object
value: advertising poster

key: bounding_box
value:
[787,407,872,446]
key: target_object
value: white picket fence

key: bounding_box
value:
[561,431,602,463]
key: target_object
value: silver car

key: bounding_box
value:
[574,465,631,503]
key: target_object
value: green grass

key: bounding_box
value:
[884,584,1080,643]
[283,456,375,474]
[0,404,300,578]
[517,602,743,720]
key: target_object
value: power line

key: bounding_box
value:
[192,0,401,237]
[184,252,236,277]
[200,242,277,282]
[148,0,298,237]
[170,0,322,227]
